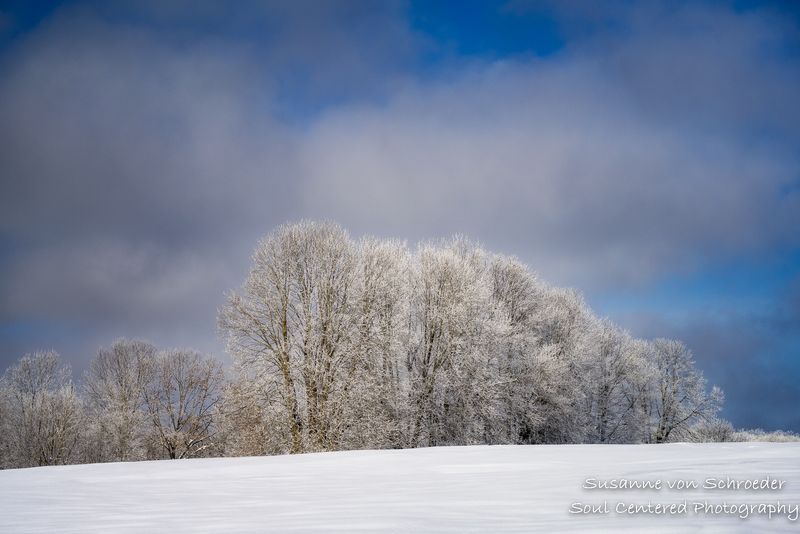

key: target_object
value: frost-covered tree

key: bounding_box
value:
[213,221,729,453]
[219,223,306,453]
[0,351,83,468]
[0,221,732,466]
[529,287,595,443]
[143,350,224,459]
[486,256,590,446]
[585,320,644,444]
[688,417,734,442]
[489,255,551,444]
[0,389,8,467]
[645,339,723,443]
[404,239,504,446]
[216,370,276,457]
[83,339,156,462]
[342,237,411,449]
[219,221,362,453]
[289,224,359,450]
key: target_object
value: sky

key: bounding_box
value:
[0,0,798,432]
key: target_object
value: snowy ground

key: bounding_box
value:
[1,443,799,533]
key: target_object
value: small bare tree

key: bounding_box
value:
[143,350,224,459]
[647,339,723,443]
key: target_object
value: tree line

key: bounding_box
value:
[0,221,744,468]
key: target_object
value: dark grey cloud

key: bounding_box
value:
[0,14,286,241]
[0,0,426,372]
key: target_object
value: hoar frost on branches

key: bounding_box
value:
[218,221,724,454]
[0,352,83,468]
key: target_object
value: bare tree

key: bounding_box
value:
[216,370,275,457]
[143,350,224,459]
[405,239,502,447]
[341,237,411,449]
[220,221,361,453]
[0,351,83,467]
[530,287,595,443]
[83,339,156,462]
[586,320,644,444]
[220,223,305,453]
[646,339,723,443]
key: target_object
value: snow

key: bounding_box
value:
[1,443,799,532]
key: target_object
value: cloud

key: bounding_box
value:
[0,17,280,239]
[0,0,426,371]
[299,51,799,289]
[0,8,287,369]
[3,240,225,323]
[0,0,798,409]
[80,0,423,109]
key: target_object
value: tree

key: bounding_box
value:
[688,417,734,442]
[0,223,735,467]
[529,287,595,443]
[83,339,156,462]
[341,237,411,449]
[220,223,305,453]
[216,221,728,453]
[405,239,502,447]
[646,339,723,443]
[586,320,644,444]
[0,351,83,467]
[220,221,362,453]
[143,350,224,459]
[488,254,546,444]
[216,370,275,457]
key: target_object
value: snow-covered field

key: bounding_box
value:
[1,443,799,533]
